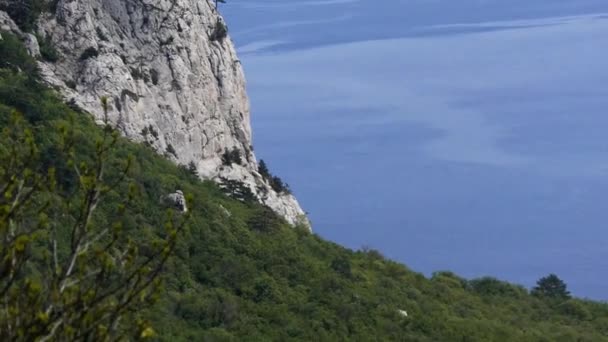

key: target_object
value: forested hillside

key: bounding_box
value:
[1,30,608,341]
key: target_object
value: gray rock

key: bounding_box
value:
[162,190,188,213]
[0,13,40,58]
[23,33,40,58]
[0,11,19,33]
[218,204,231,217]
[17,0,310,230]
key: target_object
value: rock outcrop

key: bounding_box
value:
[1,0,309,228]
[162,190,188,213]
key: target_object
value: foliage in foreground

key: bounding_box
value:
[1,30,608,341]
[0,33,189,339]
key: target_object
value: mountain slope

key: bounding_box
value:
[1,29,608,341]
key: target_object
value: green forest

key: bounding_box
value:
[1,29,608,341]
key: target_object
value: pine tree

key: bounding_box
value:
[258,159,270,179]
[532,274,571,300]
[187,161,198,176]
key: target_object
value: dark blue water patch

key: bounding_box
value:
[409,23,563,37]
[226,0,608,54]
[444,87,608,159]
[251,109,445,161]
[237,23,566,55]
[226,0,608,34]
[235,12,608,55]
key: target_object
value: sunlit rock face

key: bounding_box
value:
[11,0,308,228]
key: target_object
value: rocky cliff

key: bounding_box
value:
[1,0,308,228]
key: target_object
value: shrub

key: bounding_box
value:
[558,300,592,321]
[66,98,84,113]
[130,67,144,80]
[95,27,108,41]
[270,175,290,194]
[0,31,39,78]
[247,206,283,232]
[187,161,198,176]
[330,256,352,278]
[360,245,385,260]
[257,159,291,194]
[469,277,526,298]
[148,125,159,139]
[79,46,99,61]
[150,68,160,85]
[219,178,256,203]
[258,159,270,179]
[221,147,242,166]
[210,19,228,42]
[37,34,59,62]
[166,143,177,157]
[65,79,77,89]
[432,271,468,289]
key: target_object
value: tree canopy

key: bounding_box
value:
[532,274,571,300]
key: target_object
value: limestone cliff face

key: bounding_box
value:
[5,1,308,227]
